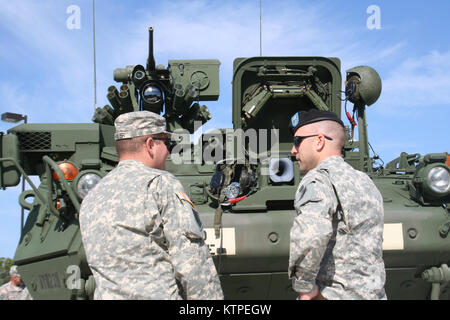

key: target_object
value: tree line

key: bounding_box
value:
[0,257,13,285]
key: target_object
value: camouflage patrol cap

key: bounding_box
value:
[9,265,20,277]
[114,111,171,141]
[289,109,344,135]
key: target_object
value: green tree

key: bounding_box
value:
[0,257,14,285]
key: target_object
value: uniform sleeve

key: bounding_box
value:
[288,176,336,292]
[0,283,7,300]
[149,175,224,300]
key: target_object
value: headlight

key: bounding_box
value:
[428,167,450,194]
[76,173,102,199]
[414,160,450,202]
[410,153,450,203]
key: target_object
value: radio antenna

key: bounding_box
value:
[93,0,97,109]
[259,0,262,56]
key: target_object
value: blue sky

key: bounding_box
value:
[0,0,449,258]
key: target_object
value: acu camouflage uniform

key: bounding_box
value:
[0,266,32,300]
[79,111,223,300]
[289,155,386,300]
[0,282,32,300]
[80,160,223,300]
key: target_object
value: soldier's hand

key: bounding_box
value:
[299,285,319,300]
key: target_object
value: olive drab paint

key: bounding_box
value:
[0,27,449,300]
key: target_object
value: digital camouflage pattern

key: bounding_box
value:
[289,155,386,300]
[79,160,223,300]
[0,282,32,300]
[114,111,171,141]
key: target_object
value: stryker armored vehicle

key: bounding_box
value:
[1,28,449,300]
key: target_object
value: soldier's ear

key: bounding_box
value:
[315,135,326,152]
[144,137,155,157]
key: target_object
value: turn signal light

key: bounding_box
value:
[53,162,79,181]
[446,155,450,167]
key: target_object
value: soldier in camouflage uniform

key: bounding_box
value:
[288,109,386,300]
[0,265,32,300]
[79,111,223,300]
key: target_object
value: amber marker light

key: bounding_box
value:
[53,162,79,181]
[446,155,450,167]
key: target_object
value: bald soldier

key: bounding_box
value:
[79,111,223,300]
[288,109,386,300]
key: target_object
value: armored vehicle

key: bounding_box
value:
[1,28,449,300]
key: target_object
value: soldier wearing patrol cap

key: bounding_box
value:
[288,109,386,300]
[0,265,32,300]
[79,111,224,300]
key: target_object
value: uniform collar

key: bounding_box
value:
[118,159,147,167]
[117,159,167,175]
[316,155,344,170]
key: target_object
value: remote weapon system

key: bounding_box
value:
[1,28,449,299]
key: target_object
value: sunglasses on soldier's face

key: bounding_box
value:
[293,134,333,147]
[152,137,177,153]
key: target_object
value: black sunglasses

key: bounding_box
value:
[293,134,333,147]
[152,137,177,153]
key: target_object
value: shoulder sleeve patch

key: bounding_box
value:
[175,191,204,240]
[179,191,197,210]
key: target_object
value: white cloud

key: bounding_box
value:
[377,50,450,114]
[0,1,96,123]
[377,41,407,60]
[128,1,357,65]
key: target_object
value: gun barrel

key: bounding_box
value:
[119,89,133,112]
[107,87,122,112]
[92,107,114,125]
[147,27,156,72]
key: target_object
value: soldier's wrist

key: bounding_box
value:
[293,278,316,293]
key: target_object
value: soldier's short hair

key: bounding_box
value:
[115,133,167,156]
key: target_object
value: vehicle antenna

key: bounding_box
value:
[259,0,262,56]
[93,0,97,109]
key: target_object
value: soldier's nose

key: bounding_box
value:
[291,145,297,155]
